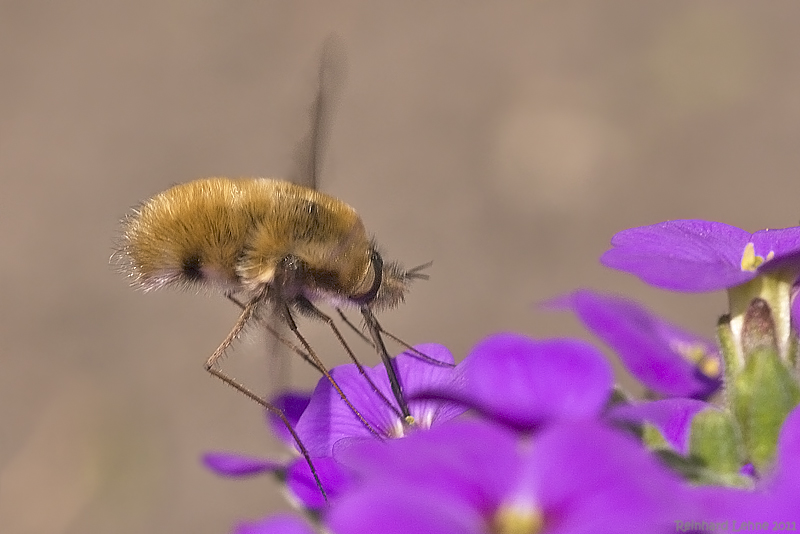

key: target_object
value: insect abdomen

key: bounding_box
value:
[120,178,258,291]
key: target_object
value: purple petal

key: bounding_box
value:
[330,419,694,533]
[740,463,756,477]
[601,220,755,292]
[296,344,463,456]
[749,230,800,286]
[285,456,354,510]
[530,421,693,530]
[607,399,711,454]
[554,290,721,398]
[327,483,485,534]
[266,391,312,448]
[766,404,800,494]
[202,452,283,477]
[395,344,466,427]
[759,247,800,279]
[233,514,316,534]
[334,419,520,511]
[454,333,613,429]
[750,227,800,258]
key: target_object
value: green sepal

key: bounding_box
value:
[730,345,800,472]
[688,408,744,479]
[640,422,669,450]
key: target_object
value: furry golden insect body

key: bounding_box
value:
[117,174,426,429]
[113,38,432,502]
[119,177,412,311]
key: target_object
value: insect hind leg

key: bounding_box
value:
[278,303,383,438]
[204,294,327,501]
[225,293,324,374]
[294,296,404,420]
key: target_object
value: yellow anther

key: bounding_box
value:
[491,503,544,534]
[698,355,721,378]
[741,242,770,272]
[670,341,721,379]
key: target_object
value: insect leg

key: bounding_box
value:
[295,297,403,419]
[280,304,383,438]
[226,294,323,373]
[335,308,372,345]
[336,308,454,368]
[205,296,327,501]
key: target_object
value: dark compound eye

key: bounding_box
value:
[181,253,203,281]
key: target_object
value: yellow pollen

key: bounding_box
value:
[388,415,423,438]
[698,355,721,378]
[740,242,773,272]
[491,503,544,534]
[671,341,721,379]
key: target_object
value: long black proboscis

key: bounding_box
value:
[361,306,412,421]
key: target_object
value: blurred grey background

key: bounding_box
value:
[3,1,800,532]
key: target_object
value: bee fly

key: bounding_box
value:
[117,176,428,416]
[113,38,433,499]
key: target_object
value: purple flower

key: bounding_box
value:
[204,391,352,510]
[415,333,613,431]
[205,452,352,512]
[295,344,465,457]
[327,419,695,534]
[232,514,316,534]
[285,456,354,510]
[601,220,800,292]
[205,345,464,516]
[203,453,285,478]
[203,391,313,480]
[549,290,721,399]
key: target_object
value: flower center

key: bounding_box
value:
[388,412,431,438]
[388,418,406,438]
[491,502,544,534]
[740,242,774,272]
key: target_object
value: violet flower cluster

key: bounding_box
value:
[205,220,800,533]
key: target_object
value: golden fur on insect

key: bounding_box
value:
[115,177,419,311]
